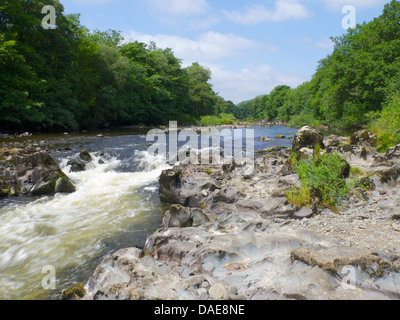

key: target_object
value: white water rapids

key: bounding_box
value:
[0,126,298,300]
[0,150,169,300]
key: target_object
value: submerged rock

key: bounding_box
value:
[61,283,86,300]
[67,150,94,173]
[67,158,86,173]
[80,149,92,162]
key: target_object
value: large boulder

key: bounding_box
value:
[159,166,219,207]
[293,126,324,151]
[350,130,378,148]
[0,146,76,197]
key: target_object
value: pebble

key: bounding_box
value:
[202,261,216,273]
[197,288,208,297]
[209,283,228,300]
[292,208,314,219]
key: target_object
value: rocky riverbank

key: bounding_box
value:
[157,120,288,133]
[75,126,400,300]
[0,141,76,198]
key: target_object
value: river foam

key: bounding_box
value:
[0,149,169,299]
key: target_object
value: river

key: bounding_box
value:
[0,126,298,300]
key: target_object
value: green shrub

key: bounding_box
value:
[370,93,400,152]
[288,112,316,128]
[350,167,363,176]
[287,152,348,208]
[199,114,236,126]
[219,113,236,120]
[199,116,223,126]
[347,176,376,192]
[177,113,197,124]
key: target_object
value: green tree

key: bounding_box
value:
[186,62,217,118]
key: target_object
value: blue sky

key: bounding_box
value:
[61,0,390,103]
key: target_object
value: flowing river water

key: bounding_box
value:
[0,126,298,300]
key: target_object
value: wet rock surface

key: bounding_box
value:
[82,126,400,300]
[0,143,76,197]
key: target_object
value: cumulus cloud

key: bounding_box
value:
[224,0,311,24]
[122,31,298,103]
[207,63,307,104]
[123,30,262,62]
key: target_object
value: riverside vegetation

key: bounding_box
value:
[78,126,400,300]
[235,0,400,153]
[2,0,400,155]
[0,0,237,132]
[1,0,400,301]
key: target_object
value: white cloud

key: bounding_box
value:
[315,37,334,49]
[323,0,388,11]
[122,31,293,102]
[224,0,311,24]
[146,0,210,16]
[207,63,307,104]
[123,31,261,62]
[186,16,220,31]
[290,36,334,49]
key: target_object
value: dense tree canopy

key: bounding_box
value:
[237,0,400,145]
[0,0,224,131]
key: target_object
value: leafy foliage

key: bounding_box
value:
[369,92,400,151]
[0,0,227,131]
[199,113,236,126]
[234,0,400,151]
[287,153,349,208]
